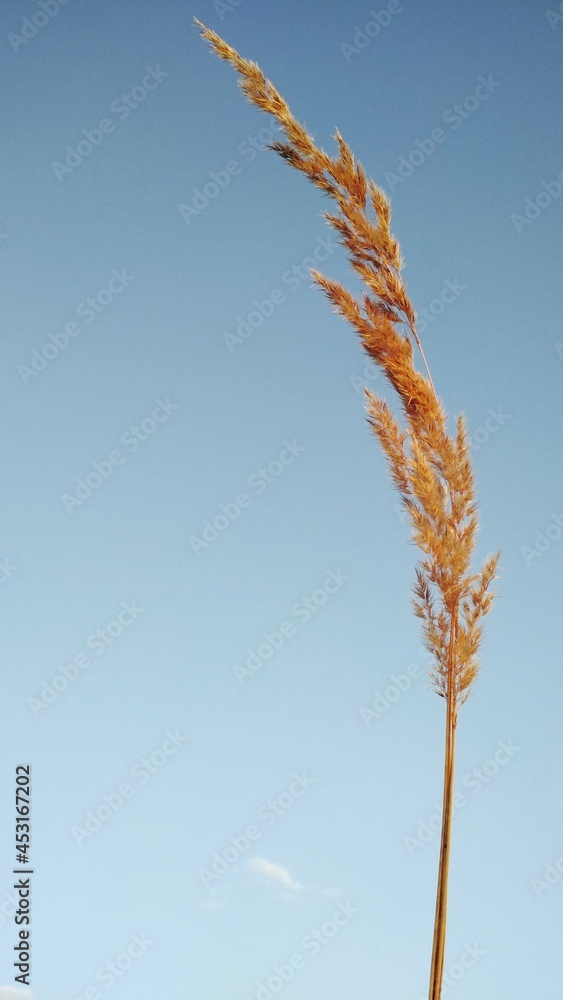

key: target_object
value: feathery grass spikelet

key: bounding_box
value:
[196,22,500,998]
[195,16,500,710]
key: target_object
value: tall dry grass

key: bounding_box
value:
[197,20,500,999]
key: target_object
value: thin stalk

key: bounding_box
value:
[407,319,436,395]
[428,604,458,1000]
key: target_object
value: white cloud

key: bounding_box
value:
[201,900,223,910]
[0,989,34,1000]
[247,856,303,892]
[320,886,341,897]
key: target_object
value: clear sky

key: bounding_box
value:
[0,1,562,998]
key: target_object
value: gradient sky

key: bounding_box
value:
[1,1,562,998]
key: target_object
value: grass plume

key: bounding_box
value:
[196,20,500,999]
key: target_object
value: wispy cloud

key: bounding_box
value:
[247,856,303,893]
[0,989,34,1000]
[320,885,341,897]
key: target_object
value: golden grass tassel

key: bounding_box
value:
[196,20,500,999]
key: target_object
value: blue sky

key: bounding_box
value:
[0,0,562,998]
